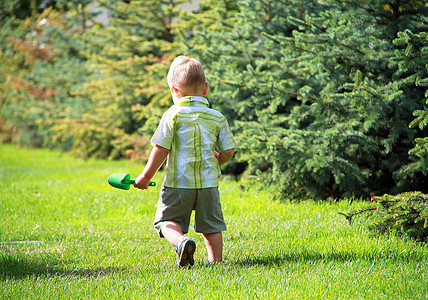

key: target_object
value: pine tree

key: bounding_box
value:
[263,0,428,199]
[179,0,326,176]
[187,0,428,199]
[50,0,188,159]
[392,30,428,175]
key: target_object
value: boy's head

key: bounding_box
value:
[167,56,208,100]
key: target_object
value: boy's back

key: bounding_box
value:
[151,96,235,189]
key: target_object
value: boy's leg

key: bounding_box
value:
[202,232,223,263]
[159,221,184,246]
[159,221,196,268]
[193,187,226,263]
[154,187,197,244]
[154,187,198,268]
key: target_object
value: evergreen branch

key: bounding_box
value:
[267,31,364,55]
[131,7,173,42]
[261,32,317,55]
[97,0,126,16]
[339,42,365,56]
[295,46,317,55]
[226,39,255,67]
[224,80,318,101]
[336,0,375,13]
[257,0,273,23]
[339,207,376,224]
[298,40,329,45]
[253,10,270,33]
[287,16,324,33]
[359,86,378,96]
[409,111,428,128]
[335,0,390,19]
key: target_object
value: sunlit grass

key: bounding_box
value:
[1,144,427,299]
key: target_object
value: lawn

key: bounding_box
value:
[1,144,427,299]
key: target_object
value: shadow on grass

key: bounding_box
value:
[233,249,424,267]
[0,255,125,281]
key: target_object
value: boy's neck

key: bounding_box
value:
[173,94,204,104]
[171,83,208,103]
[178,93,204,98]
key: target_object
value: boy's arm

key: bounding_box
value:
[214,148,235,166]
[134,144,170,190]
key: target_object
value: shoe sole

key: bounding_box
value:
[178,240,196,268]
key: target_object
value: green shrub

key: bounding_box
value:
[340,192,428,243]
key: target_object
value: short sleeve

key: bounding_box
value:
[216,118,236,152]
[151,111,174,150]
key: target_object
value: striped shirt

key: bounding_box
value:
[151,96,236,188]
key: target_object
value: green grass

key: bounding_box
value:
[1,143,427,299]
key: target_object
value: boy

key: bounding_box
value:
[133,56,235,268]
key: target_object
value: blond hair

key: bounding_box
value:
[167,56,206,90]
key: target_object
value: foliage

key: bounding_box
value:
[394,31,428,163]
[0,0,186,159]
[1,0,428,199]
[340,192,428,243]
[178,0,326,176]
[184,0,428,199]
[49,0,188,159]
[270,0,428,200]
[0,0,46,25]
[0,6,93,151]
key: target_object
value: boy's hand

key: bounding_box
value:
[214,150,220,161]
[134,144,169,190]
[134,174,152,190]
[216,148,235,166]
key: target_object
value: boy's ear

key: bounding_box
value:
[171,86,180,96]
[203,82,209,96]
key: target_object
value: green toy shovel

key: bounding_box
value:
[108,173,156,190]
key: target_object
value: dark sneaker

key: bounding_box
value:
[175,237,196,268]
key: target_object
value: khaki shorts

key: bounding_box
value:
[153,185,227,237]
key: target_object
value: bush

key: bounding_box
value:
[340,192,428,243]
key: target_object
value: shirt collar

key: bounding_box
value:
[174,96,210,107]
